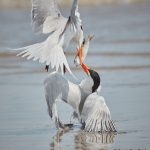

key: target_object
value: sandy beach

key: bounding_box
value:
[0,2,150,150]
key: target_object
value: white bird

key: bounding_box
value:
[74,35,94,67]
[17,0,84,75]
[44,67,116,132]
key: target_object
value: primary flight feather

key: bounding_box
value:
[17,0,84,75]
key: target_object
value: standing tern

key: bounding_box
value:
[17,0,84,75]
[44,34,116,132]
[44,67,116,132]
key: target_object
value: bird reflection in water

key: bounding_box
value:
[74,131,116,150]
[50,128,117,150]
[50,127,74,150]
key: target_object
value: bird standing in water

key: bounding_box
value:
[44,66,116,132]
[44,38,116,132]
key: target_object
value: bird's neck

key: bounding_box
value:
[78,87,91,115]
[79,77,93,93]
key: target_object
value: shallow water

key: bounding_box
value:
[0,3,150,150]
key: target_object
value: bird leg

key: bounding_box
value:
[55,118,73,130]
[45,51,67,73]
[72,111,78,119]
[45,65,49,72]
[63,65,66,74]
[63,52,67,74]
[58,120,65,129]
[58,119,73,130]
[81,122,86,130]
[64,123,73,128]
[55,117,64,129]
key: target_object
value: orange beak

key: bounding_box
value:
[81,63,89,75]
[76,46,83,65]
[76,46,89,75]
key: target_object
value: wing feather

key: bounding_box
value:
[58,0,83,44]
[71,0,82,26]
[17,38,73,75]
[32,0,67,34]
[81,93,117,132]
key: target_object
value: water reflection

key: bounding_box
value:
[50,129,117,150]
[74,131,116,150]
[50,129,71,150]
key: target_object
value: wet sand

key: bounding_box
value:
[0,3,150,150]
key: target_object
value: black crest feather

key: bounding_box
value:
[89,69,100,93]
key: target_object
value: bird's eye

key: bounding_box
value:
[82,39,85,45]
[81,26,83,30]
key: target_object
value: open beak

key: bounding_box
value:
[81,63,89,76]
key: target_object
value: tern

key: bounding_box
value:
[44,67,116,132]
[74,35,94,67]
[17,0,84,75]
[44,34,116,132]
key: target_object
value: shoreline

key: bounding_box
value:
[0,0,150,9]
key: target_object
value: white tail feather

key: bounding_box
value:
[16,41,75,76]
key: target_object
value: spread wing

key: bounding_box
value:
[59,0,83,46]
[81,93,117,132]
[16,33,73,75]
[31,0,67,34]
[71,0,82,26]
[16,0,83,76]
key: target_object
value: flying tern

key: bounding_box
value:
[17,0,84,75]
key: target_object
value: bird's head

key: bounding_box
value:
[82,34,94,46]
[80,63,101,93]
[74,34,94,67]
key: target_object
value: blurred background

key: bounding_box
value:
[0,0,150,150]
[0,0,150,8]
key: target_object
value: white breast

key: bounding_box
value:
[66,82,82,111]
